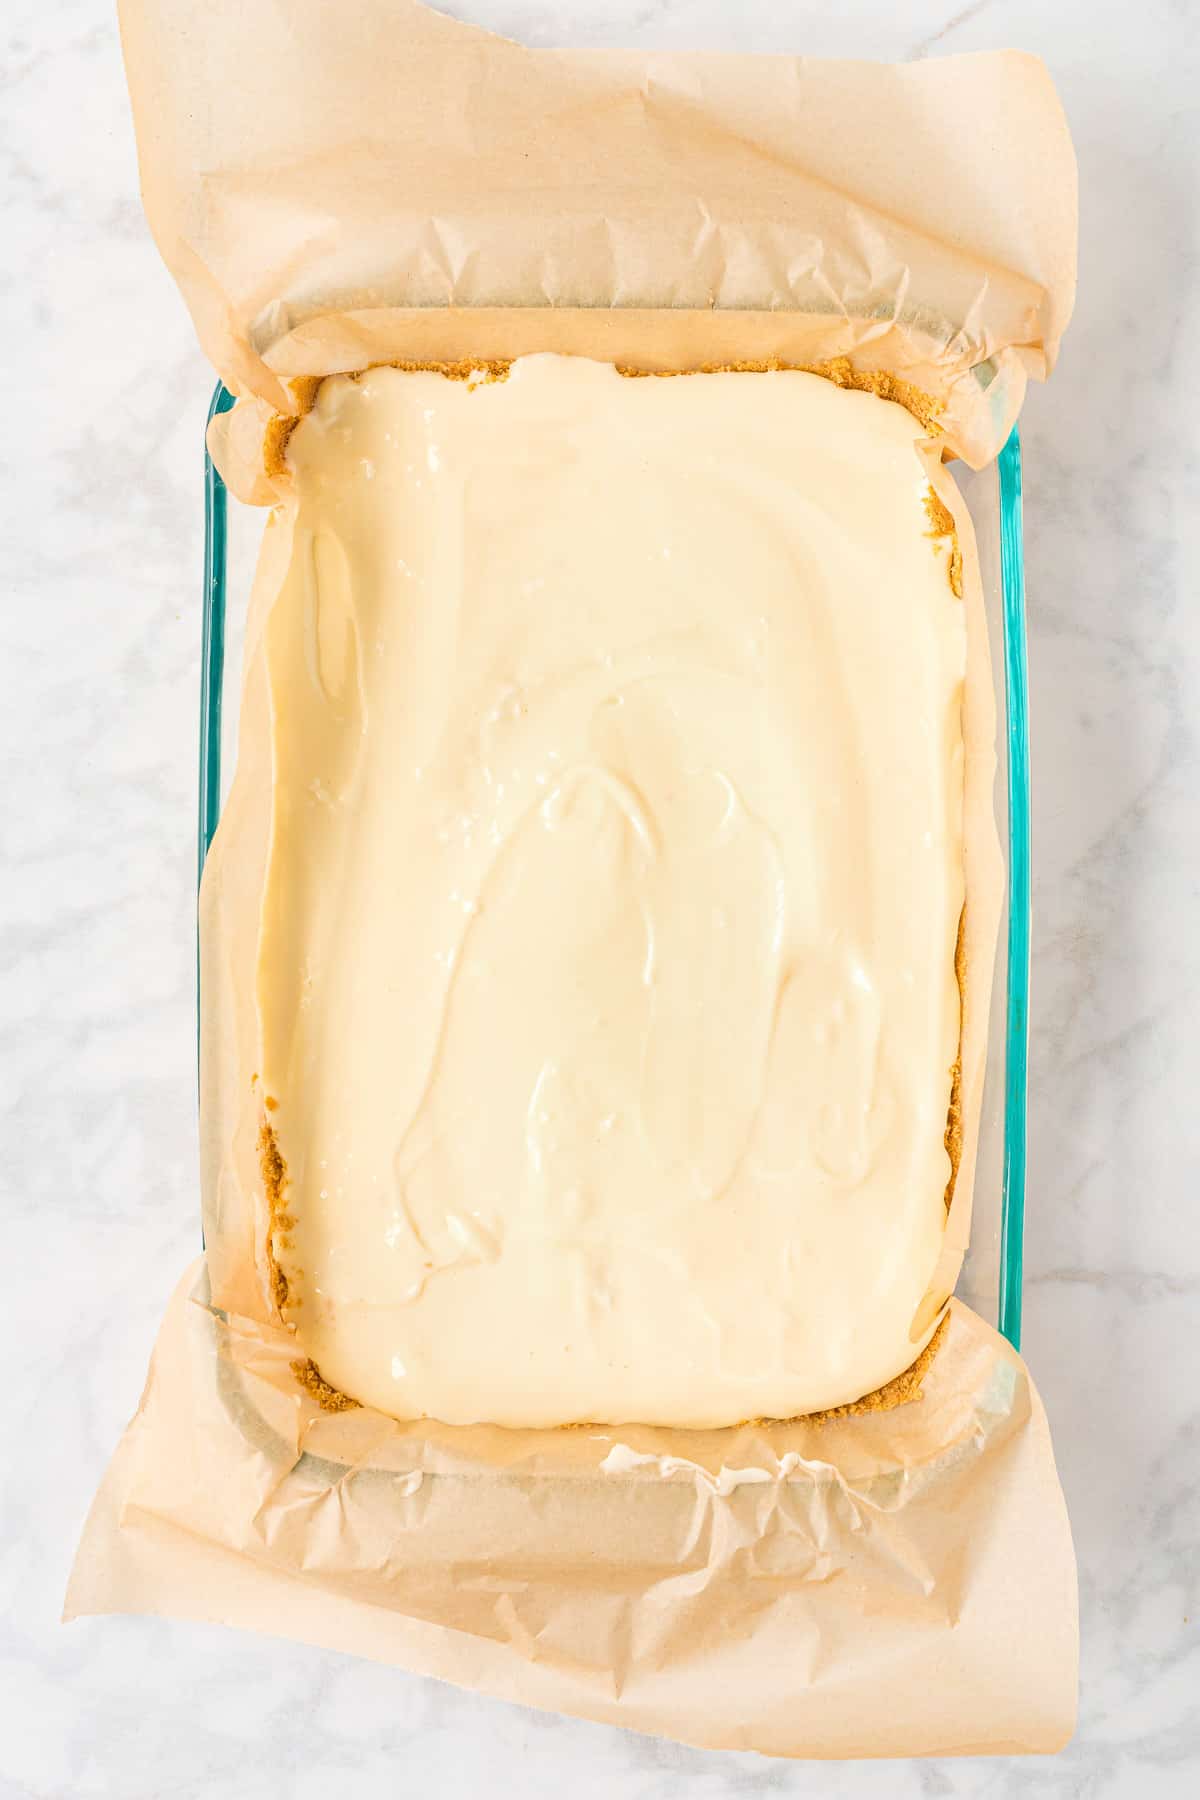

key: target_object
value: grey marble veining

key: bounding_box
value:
[2,1,1197,1794]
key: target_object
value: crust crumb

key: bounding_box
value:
[289,375,322,415]
[263,415,299,480]
[799,1314,950,1424]
[614,354,943,435]
[291,1358,360,1412]
[371,356,511,385]
[257,1118,292,1315]
[923,488,964,597]
[944,907,967,1212]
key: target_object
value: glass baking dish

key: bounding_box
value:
[199,381,1029,1350]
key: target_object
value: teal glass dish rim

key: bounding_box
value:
[198,381,1030,1352]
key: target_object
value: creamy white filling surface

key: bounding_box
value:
[258,354,966,1427]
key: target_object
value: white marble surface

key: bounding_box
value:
[2,0,1197,1793]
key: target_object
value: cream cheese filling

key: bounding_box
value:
[258,354,966,1428]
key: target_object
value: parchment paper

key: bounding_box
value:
[119,0,1075,472]
[69,0,1079,1757]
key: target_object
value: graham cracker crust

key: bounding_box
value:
[923,488,965,597]
[257,1117,294,1319]
[291,1357,360,1412]
[944,910,967,1214]
[260,354,968,1427]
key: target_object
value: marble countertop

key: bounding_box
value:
[3,0,1197,1793]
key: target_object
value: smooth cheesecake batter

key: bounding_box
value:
[257,355,966,1428]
